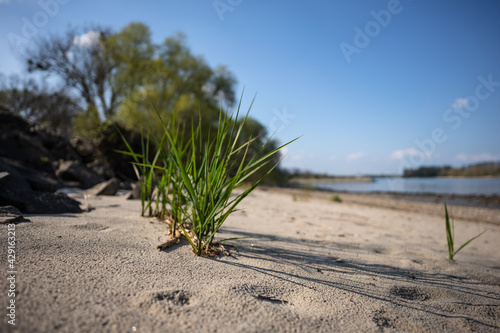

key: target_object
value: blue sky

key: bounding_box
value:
[1,0,499,175]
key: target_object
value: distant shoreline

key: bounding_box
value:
[268,186,500,222]
[288,176,374,184]
[408,175,500,179]
[277,181,500,210]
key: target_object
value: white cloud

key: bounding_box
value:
[284,149,313,161]
[346,151,365,161]
[73,31,101,48]
[280,147,289,159]
[455,153,468,162]
[390,148,422,160]
[472,152,500,162]
[455,152,500,163]
[451,97,469,109]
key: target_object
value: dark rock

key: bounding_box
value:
[89,177,121,196]
[125,182,142,200]
[0,160,81,214]
[1,157,60,192]
[38,130,79,162]
[120,180,133,190]
[96,123,152,180]
[88,160,115,180]
[70,138,96,164]
[0,112,57,175]
[56,160,104,189]
[0,159,33,192]
[23,172,61,192]
[0,206,30,224]
[0,110,31,133]
[23,191,82,214]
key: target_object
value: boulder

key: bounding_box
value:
[1,157,61,192]
[88,177,121,196]
[125,182,142,200]
[96,123,151,180]
[0,159,82,214]
[88,160,115,180]
[0,111,56,175]
[0,206,30,224]
[56,160,104,189]
[23,191,82,214]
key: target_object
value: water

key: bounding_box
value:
[312,177,500,196]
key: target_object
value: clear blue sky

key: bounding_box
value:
[1,0,499,175]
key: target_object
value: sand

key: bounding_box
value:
[1,188,499,332]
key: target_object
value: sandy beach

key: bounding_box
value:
[1,188,499,332]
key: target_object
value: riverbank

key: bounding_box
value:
[268,187,500,225]
[288,176,374,184]
[1,188,499,332]
[281,178,500,210]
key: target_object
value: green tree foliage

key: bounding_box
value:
[403,163,500,178]
[118,32,237,138]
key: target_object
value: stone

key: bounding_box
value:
[89,177,121,196]
[0,206,30,224]
[88,160,115,180]
[23,191,82,214]
[56,160,104,189]
[125,182,142,200]
[0,159,82,214]
[1,158,61,192]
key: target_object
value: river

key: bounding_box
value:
[312,177,500,196]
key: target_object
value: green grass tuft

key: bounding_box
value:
[444,201,486,261]
[331,194,342,203]
[120,95,297,256]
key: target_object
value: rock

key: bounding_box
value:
[88,177,121,196]
[0,159,82,214]
[120,180,133,191]
[125,182,142,200]
[0,159,33,200]
[23,191,82,214]
[1,158,61,192]
[69,138,95,164]
[88,160,115,180]
[0,111,56,175]
[0,110,31,133]
[0,206,30,224]
[23,171,61,192]
[96,123,152,180]
[56,160,104,189]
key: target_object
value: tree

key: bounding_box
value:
[24,24,154,121]
[25,25,111,118]
[118,32,237,140]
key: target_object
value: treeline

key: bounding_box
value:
[403,162,500,178]
[0,22,287,183]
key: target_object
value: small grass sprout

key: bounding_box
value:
[332,194,342,203]
[444,201,486,261]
